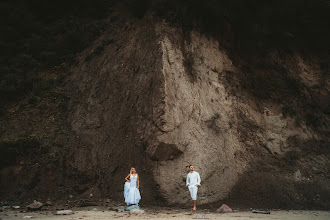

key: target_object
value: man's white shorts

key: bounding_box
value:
[188,185,198,200]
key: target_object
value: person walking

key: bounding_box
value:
[186,165,201,211]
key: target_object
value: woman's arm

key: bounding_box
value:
[137,174,139,189]
[125,174,131,182]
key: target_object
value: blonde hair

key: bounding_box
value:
[130,167,137,175]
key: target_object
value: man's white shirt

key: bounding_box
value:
[186,171,201,186]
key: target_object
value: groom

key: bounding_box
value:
[186,165,201,210]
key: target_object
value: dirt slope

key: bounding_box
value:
[0,16,329,209]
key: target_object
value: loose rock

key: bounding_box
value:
[216,204,232,213]
[130,209,145,214]
[192,214,209,219]
[23,216,34,219]
[27,201,43,210]
[126,205,139,211]
[56,210,74,215]
[252,209,271,214]
[117,206,125,212]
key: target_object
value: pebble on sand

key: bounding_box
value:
[216,204,233,213]
[56,210,74,215]
[192,214,209,219]
[117,206,125,212]
[26,201,43,210]
[130,209,145,214]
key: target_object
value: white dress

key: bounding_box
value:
[125,174,141,205]
[124,181,130,201]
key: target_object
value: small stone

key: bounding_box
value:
[130,209,145,214]
[27,201,43,210]
[56,210,74,215]
[192,214,209,219]
[126,205,139,211]
[45,201,52,206]
[92,208,98,211]
[117,206,125,212]
[216,204,232,213]
[13,206,20,209]
[252,209,270,214]
[23,216,34,219]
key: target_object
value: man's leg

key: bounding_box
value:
[188,186,194,210]
[193,200,197,210]
[191,186,198,210]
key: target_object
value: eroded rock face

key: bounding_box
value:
[66,19,329,207]
[0,15,328,209]
[149,28,247,205]
[67,19,166,202]
[146,23,328,206]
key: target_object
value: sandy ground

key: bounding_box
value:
[1,207,330,220]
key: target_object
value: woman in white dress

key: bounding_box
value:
[124,167,141,206]
[124,181,130,202]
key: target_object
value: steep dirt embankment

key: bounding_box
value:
[148,23,329,208]
[66,18,165,203]
[0,17,329,209]
[67,18,329,208]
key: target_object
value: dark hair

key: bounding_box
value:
[189,165,193,168]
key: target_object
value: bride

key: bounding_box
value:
[124,167,141,206]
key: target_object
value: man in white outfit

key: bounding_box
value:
[186,165,201,210]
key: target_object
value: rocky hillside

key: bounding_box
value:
[1,0,329,209]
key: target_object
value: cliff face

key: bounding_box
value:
[65,18,329,208]
[66,18,165,203]
[148,22,329,207]
[0,14,329,209]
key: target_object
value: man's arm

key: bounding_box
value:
[186,174,190,186]
[196,172,201,186]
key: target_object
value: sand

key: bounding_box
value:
[1,207,329,220]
